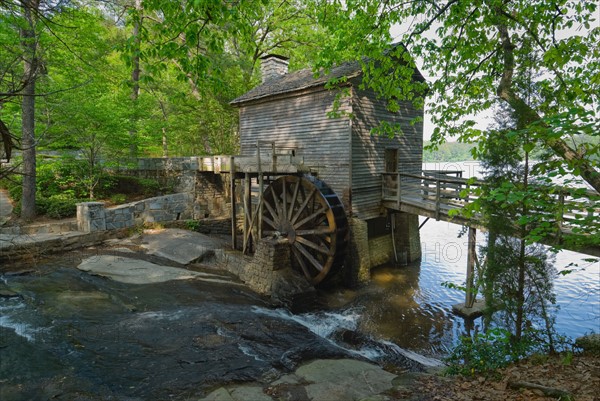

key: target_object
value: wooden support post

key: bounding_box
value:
[230,157,237,250]
[435,179,441,221]
[397,172,401,208]
[465,226,476,308]
[246,173,253,253]
[257,146,263,239]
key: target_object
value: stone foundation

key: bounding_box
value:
[345,218,371,287]
[126,158,232,220]
[393,212,421,263]
[368,235,394,267]
[238,237,313,306]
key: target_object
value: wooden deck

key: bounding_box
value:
[198,141,309,175]
[381,172,600,256]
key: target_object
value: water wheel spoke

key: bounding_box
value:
[262,201,280,227]
[263,190,280,223]
[296,227,335,236]
[291,245,312,278]
[282,178,288,221]
[288,179,301,219]
[262,230,277,236]
[291,188,317,225]
[262,215,278,231]
[296,236,333,256]
[294,206,328,229]
[270,185,285,221]
[294,242,325,272]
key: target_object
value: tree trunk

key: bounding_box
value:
[20,0,40,221]
[515,151,530,341]
[129,0,142,158]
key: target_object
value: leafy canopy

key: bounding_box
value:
[311,0,600,191]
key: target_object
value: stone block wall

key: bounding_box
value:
[368,234,394,268]
[393,212,422,263]
[77,193,193,232]
[237,237,314,306]
[131,157,200,193]
[346,218,371,287]
[195,172,231,218]
[125,157,232,220]
[77,202,106,232]
[241,237,289,295]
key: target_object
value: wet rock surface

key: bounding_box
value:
[1,229,439,400]
[0,256,372,401]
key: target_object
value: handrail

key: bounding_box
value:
[380,172,599,234]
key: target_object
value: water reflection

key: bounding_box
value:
[318,218,599,358]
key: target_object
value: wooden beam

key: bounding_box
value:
[465,227,476,308]
[230,156,237,250]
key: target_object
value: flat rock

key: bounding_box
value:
[296,359,397,401]
[139,228,225,265]
[452,299,486,318]
[199,359,399,401]
[77,254,235,285]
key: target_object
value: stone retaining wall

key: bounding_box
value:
[125,157,232,221]
[133,157,199,194]
[77,193,194,232]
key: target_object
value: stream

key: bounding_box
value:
[1,219,598,400]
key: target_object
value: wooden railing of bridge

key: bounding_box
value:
[381,171,600,238]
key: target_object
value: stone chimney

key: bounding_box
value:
[260,54,289,83]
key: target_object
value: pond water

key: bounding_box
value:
[316,218,600,357]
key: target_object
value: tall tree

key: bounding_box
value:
[128,0,142,157]
[311,0,600,193]
[19,0,40,220]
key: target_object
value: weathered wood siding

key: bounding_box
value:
[351,87,423,220]
[238,89,352,208]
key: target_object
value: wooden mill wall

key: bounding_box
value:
[350,86,424,220]
[238,88,353,208]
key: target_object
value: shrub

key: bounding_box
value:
[46,195,83,219]
[109,193,127,205]
[445,328,537,377]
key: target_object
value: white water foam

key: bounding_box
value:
[252,306,362,338]
[0,299,46,342]
[238,344,265,361]
[251,306,441,364]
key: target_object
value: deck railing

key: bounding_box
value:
[381,172,599,234]
[382,172,483,221]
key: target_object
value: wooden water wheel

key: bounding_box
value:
[260,175,348,285]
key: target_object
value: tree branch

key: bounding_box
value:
[495,17,600,193]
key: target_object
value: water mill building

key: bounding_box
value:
[225,52,426,286]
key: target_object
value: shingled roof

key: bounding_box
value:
[230,61,363,106]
